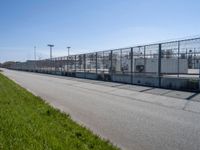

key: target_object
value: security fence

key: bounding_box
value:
[10,37,200,91]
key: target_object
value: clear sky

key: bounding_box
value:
[0,0,200,62]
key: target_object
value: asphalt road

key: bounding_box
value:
[2,69,200,150]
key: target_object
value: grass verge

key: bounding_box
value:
[0,73,119,150]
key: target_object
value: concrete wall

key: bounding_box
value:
[132,76,159,87]
[85,73,98,80]
[76,72,85,78]
[161,77,199,91]
[112,74,131,83]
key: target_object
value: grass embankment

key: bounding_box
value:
[0,73,119,150]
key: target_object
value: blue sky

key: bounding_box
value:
[0,0,200,62]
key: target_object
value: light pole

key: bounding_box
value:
[47,44,54,59]
[34,46,36,72]
[66,47,71,75]
[67,46,71,56]
[47,44,54,73]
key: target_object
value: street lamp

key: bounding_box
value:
[47,44,54,59]
[34,46,37,72]
[67,46,71,56]
[47,44,54,73]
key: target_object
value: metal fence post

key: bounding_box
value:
[34,60,36,72]
[158,44,162,88]
[198,58,200,91]
[67,56,69,76]
[84,54,86,78]
[177,41,180,77]
[144,46,146,72]
[130,47,133,84]
[110,50,113,78]
[96,52,98,75]
[53,59,54,74]
[120,49,122,73]
[51,59,53,74]
[75,55,76,75]
[54,59,56,74]
[61,57,65,75]
[63,57,66,76]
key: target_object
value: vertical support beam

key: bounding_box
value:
[53,59,55,74]
[110,50,113,78]
[50,47,52,60]
[54,59,56,74]
[96,52,98,75]
[194,49,196,68]
[50,46,53,73]
[62,57,64,75]
[50,58,53,74]
[53,59,54,74]
[64,57,66,75]
[84,54,86,78]
[120,49,122,73]
[177,41,180,77]
[34,61,37,72]
[75,55,76,75]
[55,58,56,72]
[103,52,105,76]
[40,61,41,72]
[54,59,56,73]
[158,44,162,88]
[199,63,200,92]
[67,56,69,76]
[144,46,146,72]
[63,57,65,75]
[34,46,36,72]
[60,57,63,75]
[130,47,133,84]
[50,59,52,74]
[51,59,52,73]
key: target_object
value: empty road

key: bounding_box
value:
[2,69,200,150]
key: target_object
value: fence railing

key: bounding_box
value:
[10,37,200,91]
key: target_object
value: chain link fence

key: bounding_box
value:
[10,37,200,91]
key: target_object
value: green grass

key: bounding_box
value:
[0,73,119,150]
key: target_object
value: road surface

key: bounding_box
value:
[2,69,200,150]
